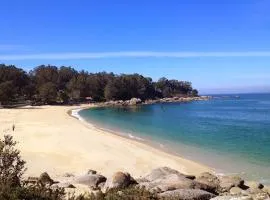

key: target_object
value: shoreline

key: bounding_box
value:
[68,104,213,176]
[0,104,211,180]
[73,104,270,185]
[70,107,213,172]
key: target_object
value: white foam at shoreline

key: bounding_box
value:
[128,133,145,141]
[71,108,84,121]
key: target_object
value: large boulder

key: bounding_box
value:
[159,189,216,200]
[230,186,244,195]
[219,175,245,192]
[196,172,220,193]
[129,98,142,105]
[103,172,137,191]
[140,174,196,192]
[39,172,54,185]
[144,167,195,182]
[140,173,213,193]
[75,174,107,190]
[210,196,253,200]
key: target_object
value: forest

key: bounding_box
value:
[0,64,198,105]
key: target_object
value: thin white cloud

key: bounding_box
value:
[0,45,25,51]
[1,51,270,60]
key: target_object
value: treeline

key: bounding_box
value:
[0,64,198,105]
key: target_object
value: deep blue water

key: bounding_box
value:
[79,94,270,183]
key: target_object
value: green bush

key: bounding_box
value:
[0,135,65,200]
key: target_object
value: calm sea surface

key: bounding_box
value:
[79,93,270,183]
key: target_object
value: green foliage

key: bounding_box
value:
[0,135,65,200]
[0,64,198,105]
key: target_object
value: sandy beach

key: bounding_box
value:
[0,105,210,179]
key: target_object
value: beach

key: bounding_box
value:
[0,105,210,179]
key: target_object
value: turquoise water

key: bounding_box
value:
[79,93,270,183]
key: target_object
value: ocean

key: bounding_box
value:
[78,93,270,184]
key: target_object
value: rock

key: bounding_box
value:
[248,182,264,190]
[87,169,97,175]
[159,189,216,200]
[246,188,269,200]
[140,173,213,193]
[144,167,195,182]
[39,172,54,185]
[103,172,137,191]
[63,173,75,177]
[75,174,107,190]
[51,182,76,189]
[219,175,245,192]
[210,196,253,200]
[196,172,220,193]
[140,174,195,192]
[129,98,142,105]
[252,192,269,200]
[230,187,243,195]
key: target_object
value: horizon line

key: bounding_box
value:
[1,51,270,60]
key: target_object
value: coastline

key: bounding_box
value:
[0,104,211,180]
[73,104,270,185]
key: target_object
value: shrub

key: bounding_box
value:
[0,135,65,200]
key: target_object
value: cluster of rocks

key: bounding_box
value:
[103,97,142,106]
[101,96,211,107]
[144,96,211,104]
[26,167,270,200]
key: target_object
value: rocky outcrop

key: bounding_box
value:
[159,189,216,200]
[210,196,253,200]
[143,166,195,182]
[128,98,142,105]
[75,173,106,190]
[29,167,269,200]
[103,172,137,191]
[195,172,220,193]
[219,175,244,192]
[39,172,54,185]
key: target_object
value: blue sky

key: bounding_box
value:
[1,0,270,94]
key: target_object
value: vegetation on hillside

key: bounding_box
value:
[0,64,198,105]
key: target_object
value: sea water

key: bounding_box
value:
[79,93,270,183]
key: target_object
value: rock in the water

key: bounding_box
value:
[144,167,195,182]
[230,187,243,195]
[75,174,106,190]
[159,189,216,200]
[219,176,244,192]
[39,172,54,185]
[196,172,220,193]
[103,172,137,191]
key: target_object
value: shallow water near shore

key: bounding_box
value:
[79,93,270,184]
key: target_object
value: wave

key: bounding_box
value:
[71,108,84,121]
[128,133,145,141]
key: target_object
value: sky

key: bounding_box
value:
[1,0,270,94]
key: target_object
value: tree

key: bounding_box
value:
[191,89,199,97]
[0,81,15,104]
[39,82,57,104]
[0,64,199,104]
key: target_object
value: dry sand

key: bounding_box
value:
[0,105,211,179]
